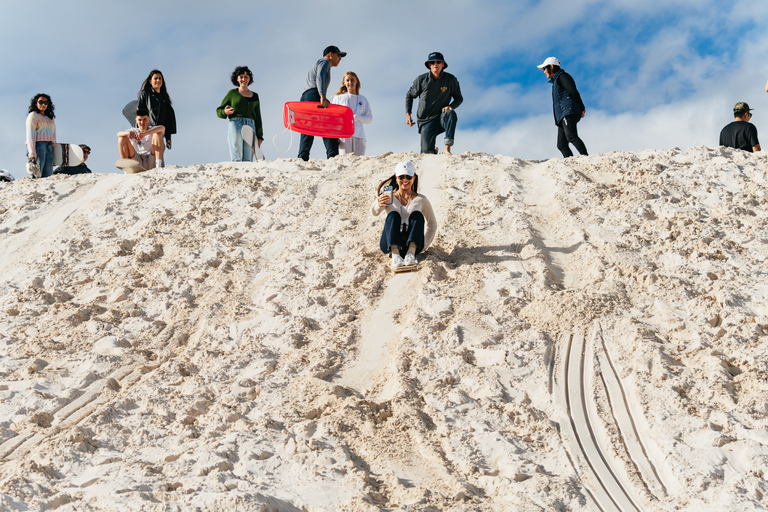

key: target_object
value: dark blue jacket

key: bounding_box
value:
[550,69,585,124]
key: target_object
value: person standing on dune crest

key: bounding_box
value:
[405,52,463,155]
[538,57,588,158]
[297,45,346,161]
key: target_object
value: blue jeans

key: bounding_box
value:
[228,117,255,162]
[419,109,457,154]
[379,211,426,256]
[297,88,339,161]
[28,141,54,178]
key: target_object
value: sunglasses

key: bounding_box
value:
[396,174,413,180]
[83,150,91,154]
[427,61,442,66]
[37,100,49,104]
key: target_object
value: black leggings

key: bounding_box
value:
[557,114,588,157]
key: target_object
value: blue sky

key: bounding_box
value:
[2,0,767,177]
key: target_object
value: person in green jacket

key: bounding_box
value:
[216,66,263,161]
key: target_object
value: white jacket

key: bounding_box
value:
[331,93,372,140]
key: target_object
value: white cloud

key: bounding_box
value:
[1,1,767,178]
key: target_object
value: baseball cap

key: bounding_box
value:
[537,57,561,69]
[734,102,753,113]
[323,45,347,57]
[425,52,447,69]
[395,161,416,177]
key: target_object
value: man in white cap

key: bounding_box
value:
[406,52,463,154]
[538,57,588,158]
[719,102,761,152]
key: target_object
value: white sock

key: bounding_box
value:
[156,159,164,168]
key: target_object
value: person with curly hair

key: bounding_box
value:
[331,71,372,156]
[138,69,176,151]
[26,93,57,178]
[216,66,263,162]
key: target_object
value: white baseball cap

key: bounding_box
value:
[537,57,561,69]
[395,161,416,177]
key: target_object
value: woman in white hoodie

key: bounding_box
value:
[331,72,372,155]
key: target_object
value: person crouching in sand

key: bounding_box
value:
[116,108,165,171]
[372,161,437,269]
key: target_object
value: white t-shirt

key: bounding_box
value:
[129,128,153,155]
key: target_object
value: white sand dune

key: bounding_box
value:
[1,148,767,511]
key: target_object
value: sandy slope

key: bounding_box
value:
[1,148,768,511]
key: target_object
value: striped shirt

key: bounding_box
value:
[26,112,56,156]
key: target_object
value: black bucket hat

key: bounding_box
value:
[425,52,447,69]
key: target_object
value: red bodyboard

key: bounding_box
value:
[283,102,355,138]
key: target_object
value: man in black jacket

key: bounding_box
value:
[538,57,588,158]
[406,52,463,154]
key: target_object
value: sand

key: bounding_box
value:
[1,148,767,511]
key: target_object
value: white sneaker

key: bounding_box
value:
[404,253,417,266]
[391,253,404,269]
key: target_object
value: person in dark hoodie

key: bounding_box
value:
[405,52,463,154]
[538,57,588,158]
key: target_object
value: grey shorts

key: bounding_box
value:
[132,153,155,170]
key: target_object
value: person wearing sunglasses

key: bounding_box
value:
[54,145,93,175]
[25,93,57,178]
[405,52,463,154]
[372,161,438,269]
[719,102,761,153]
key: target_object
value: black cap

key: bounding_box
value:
[323,45,347,57]
[425,52,447,69]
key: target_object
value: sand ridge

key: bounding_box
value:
[0,148,767,510]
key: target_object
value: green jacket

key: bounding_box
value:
[216,89,264,139]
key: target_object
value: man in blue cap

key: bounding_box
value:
[406,52,463,154]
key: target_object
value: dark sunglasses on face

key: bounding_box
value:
[83,150,90,154]
[397,174,413,180]
[37,100,49,104]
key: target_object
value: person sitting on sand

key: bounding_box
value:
[372,161,437,269]
[116,108,165,171]
[719,102,761,153]
[53,144,92,175]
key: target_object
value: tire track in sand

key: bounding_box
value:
[517,161,668,509]
[0,326,180,462]
[555,323,670,511]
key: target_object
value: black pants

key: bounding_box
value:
[557,114,588,158]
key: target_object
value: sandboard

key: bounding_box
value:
[393,263,420,274]
[283,102,354,138]
[53,143,84,167]
[241,125,265,161]
[123,100,138,126]
[115,158,148,174]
